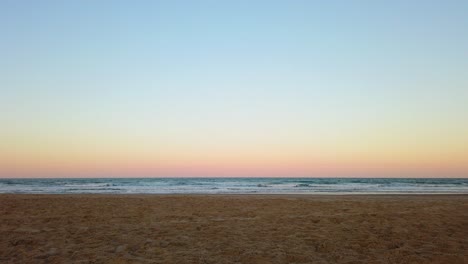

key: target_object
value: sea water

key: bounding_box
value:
[0,178,467,194]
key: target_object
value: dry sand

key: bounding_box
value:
[0,194,467,263]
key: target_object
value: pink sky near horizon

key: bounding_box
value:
[2,148,467,178]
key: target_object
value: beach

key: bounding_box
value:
[1,194,467,263]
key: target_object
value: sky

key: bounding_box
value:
[1,0,467,178]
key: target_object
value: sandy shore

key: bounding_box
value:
[1,194,467,263]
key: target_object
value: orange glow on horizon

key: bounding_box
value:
[2,149,467,178]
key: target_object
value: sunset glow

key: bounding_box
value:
[1,1,467,178]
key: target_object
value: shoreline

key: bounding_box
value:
[1,192,468,196]
[2,178,466,197]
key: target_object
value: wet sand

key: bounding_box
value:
[1,194,467,263]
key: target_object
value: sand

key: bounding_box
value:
[0,194,467,263]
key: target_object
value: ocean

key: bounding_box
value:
[0,178,467,194]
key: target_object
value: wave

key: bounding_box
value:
[295,183,310,187]
[1,178,467,194]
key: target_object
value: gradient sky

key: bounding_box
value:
[1,0,467,177]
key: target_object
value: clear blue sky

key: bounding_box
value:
[1,0,467,177]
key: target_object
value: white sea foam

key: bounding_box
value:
[0,178,467,194]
